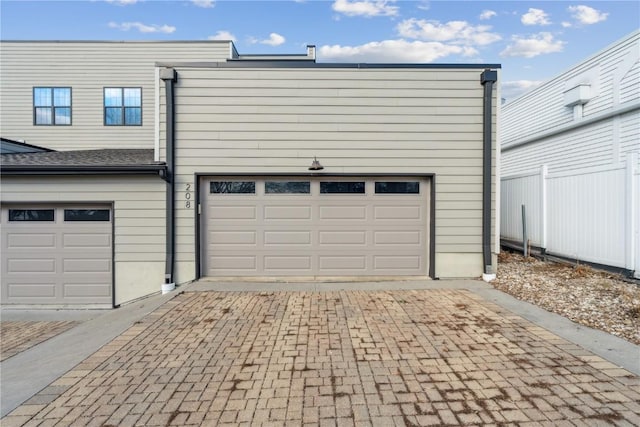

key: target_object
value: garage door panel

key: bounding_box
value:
[319,231,367,245]
[264,206,311,220]
[7,233,56,249]
[8,258,56,273]
[318,206,367,220]
[7,283,56,298]
[209,255,257,271]
[209,231,257,245]
[319,256,367,271]
[203,177,429,277]
[264,256,312,271]
[210,206,256,220]
[374,231,422,245]
[374,206,422,220]
[63,283,112,297]
[63,259,111,273]
[264,231,311,245]
[62,233,111,248]
[374,255,422,270]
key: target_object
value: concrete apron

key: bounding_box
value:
[1,278,638,417]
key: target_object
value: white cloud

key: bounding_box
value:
[191,0,214,8]
[521,8,551,26]
[479,10,497,20]
[319,39,478,63]
[108,21,176,34]
[501,80,544,100]
[417,1,430,11]
[208,30,236,42]
[568,5,608,25]
[397,19,501,46]
[252,33,286,46]
[332,0,398,18]
[500,32,565,58]
[105,0,138,5]
[561,21,572,28]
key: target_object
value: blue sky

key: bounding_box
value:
[1,0,638,100]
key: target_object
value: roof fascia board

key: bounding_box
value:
[0,165,166,175]
[155,61,501,69]
[1,40,232,44]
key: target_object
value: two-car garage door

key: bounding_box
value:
[1,205,112,306]
[202,177,430,277]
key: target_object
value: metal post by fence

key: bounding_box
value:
[522,204,528,258]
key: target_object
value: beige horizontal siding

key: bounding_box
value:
[170,140,484,150]
[164,131,483,142]
[162,65,497,281]
[0,41,231,151]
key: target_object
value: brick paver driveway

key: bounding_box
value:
[0,321,78,362]
[3,289,639,426]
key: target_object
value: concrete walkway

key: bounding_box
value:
[1,280,639,426]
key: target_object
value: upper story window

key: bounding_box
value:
[104,87,142,126]
[33,87,71,125]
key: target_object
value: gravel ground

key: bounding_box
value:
[494,251,640,345]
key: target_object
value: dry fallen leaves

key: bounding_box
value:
[494,251,640,345]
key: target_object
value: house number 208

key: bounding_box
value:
[185,183,192,208]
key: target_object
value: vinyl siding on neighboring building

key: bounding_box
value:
[502,32,639,146]
[159,66,498,281]
[0,41,231,151]
[0,175,166,305]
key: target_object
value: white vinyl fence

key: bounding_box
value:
[501,153,639,278]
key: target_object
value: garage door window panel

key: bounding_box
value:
[375,182,420,194]
[9,209,55,221]
[64,209,110,222]
[320,182,365,194]
[210,181,255,194]
[265,181,310,194]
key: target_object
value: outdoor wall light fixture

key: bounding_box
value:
[308,156,324,171]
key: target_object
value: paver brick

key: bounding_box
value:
[3,289,639,426]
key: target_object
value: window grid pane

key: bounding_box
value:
[34,88,52,107]
[104,88,122,107]
[124,107,141,125]
[35,107,53,125]
[53,88,71,106]
[123,88,141,106]
[105,107,123,125]
[54,108,71,125]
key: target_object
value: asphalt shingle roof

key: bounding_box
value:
[1,149,162,167]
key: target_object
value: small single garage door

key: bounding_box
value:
[1,205,112,306]
[202,177,430,277]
